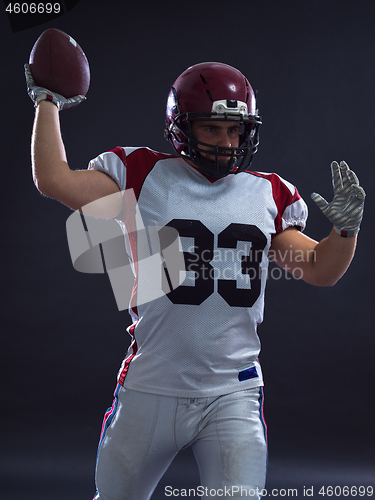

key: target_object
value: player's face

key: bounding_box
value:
[191,120,240,163]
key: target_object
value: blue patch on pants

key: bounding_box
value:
[238,366,258,381]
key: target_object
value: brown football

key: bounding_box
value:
[29,28,90,99]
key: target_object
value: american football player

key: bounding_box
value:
[26,61,365,499]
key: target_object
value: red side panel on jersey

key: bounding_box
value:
[118,337,138,386]
[109,147,173,321]
[249,171,302,234]
[109,148,174,386]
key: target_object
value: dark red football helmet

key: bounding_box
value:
[165,62,262,178]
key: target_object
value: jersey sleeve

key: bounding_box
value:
[271,174,308,234]
[88,148,127,190]
[281,191,308,232]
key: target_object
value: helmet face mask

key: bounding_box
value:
[170,111,260,178]
[165,62,262,178]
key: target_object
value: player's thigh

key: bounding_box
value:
[95,385,178,500]
[192,387,267,498]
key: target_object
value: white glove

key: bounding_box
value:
[311,161,365,237]
[24,63,86,111]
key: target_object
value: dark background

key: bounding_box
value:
[1,0,374,498]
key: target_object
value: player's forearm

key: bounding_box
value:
[30,100,122,214]
[308,229,357,286]
[270,227,357,287]
[31,100,70,197]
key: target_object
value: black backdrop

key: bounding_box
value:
[1,1,374,498]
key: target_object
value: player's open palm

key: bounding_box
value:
[311,161,365,237]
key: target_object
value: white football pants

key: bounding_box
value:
[94,385,267,499]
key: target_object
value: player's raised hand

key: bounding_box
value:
[311,161,365,237]
[24,63,86,111]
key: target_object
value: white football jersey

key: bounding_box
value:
[88,147,308,397]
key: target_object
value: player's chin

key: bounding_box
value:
[201,152,232,165]
[217,156,232,165]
